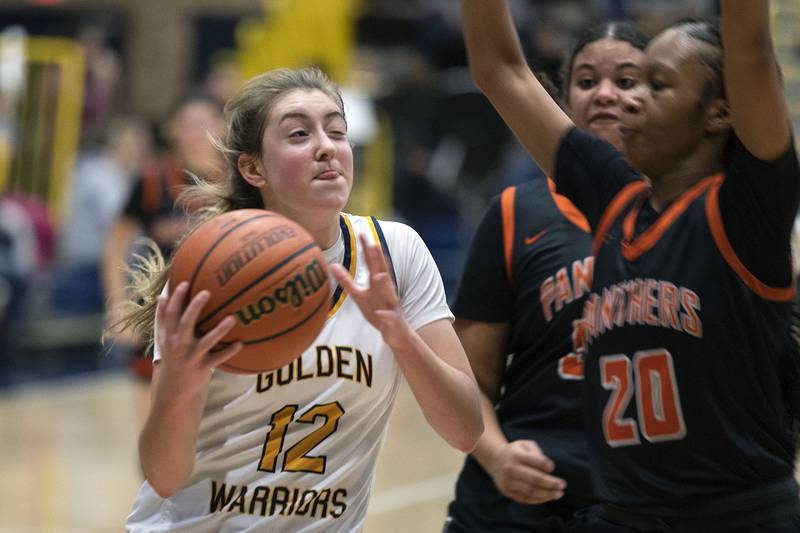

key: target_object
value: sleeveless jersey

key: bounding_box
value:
[126,213,453,532]
[556,128,800,528]
[449,177,595,523]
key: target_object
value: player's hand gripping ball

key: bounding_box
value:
[169,209,330,373]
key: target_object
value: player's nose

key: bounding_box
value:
[315,131,336,160]
[620,86,644,115]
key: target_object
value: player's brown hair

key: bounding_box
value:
[106,67,346,351]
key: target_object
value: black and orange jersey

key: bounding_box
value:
[450,175,595,514]
[123,156,191,257]
[555,127,800,527]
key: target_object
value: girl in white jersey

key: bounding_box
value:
[117,67,483,532]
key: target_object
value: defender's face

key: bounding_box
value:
[258,89,353,220]
[620,29,718,179]
[566,38,645,151]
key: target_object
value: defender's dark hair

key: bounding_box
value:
[559,21,650,102]
[669,17,725,104]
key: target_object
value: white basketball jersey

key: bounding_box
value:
[127,213,453,532]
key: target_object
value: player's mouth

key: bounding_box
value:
[589,112,619,124]
[314,169,340,180]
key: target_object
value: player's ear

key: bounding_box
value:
[238,154,266,187]
[705,98,731,134]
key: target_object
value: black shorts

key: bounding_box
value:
[445,495,600,533]
[587,505,800,533]
[585,506,800,533]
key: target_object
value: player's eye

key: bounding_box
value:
[576,78,596,90]
[648,75,668,91]
[617,77,638,90]
[289,129,308,138]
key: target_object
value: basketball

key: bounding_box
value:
[168,209,330,373]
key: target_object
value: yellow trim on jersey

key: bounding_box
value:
[328,213,358,318]
[366,216,383,249]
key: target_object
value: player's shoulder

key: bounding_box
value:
[497,179,561,228]
[346,213,419,239]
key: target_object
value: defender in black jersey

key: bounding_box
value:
[461,1,800,531]
[446,22,648,532]
[445,178,595,531]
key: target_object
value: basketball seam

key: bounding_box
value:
[186,213,278,296]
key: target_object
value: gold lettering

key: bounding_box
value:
[355,350,373,387]
[317,346,334,377]
[336,347,354,380]
[248,486,270,516]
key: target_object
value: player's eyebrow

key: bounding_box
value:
[278,111,344,124]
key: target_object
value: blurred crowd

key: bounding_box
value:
[0,0,718,379]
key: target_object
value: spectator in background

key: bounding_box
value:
[202,50,243,104]
[102,92,225,381]
[77,24,123,148]
[0,197,40,364]
[52,115,152,314]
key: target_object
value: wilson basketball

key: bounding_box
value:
[168,209,330,373]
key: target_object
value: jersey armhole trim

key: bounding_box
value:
[547,177,590,233]
[329,213,357,317]
[705,178,796,302]
[593,181,649,256]
[368,216,398,289]
[500,186,516,285]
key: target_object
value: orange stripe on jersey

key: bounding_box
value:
[705,177,796,302]
[547,178,590,233]
[593,181,649,256]
[500,186,516,284]
[621,175,718,261]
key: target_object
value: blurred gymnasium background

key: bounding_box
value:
[0,0,798,531]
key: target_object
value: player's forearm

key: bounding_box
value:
[721,0,771,52]
[390,326,483,453]
[460,0,528,90]
[721,0,789,159]
[101,220,136,316]
[470,392,511,472]
[138,369,208,498]
[460,0,571,176]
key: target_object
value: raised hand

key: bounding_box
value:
[155,281,242,393]
[487,439,566,505]
[329,234,409,347]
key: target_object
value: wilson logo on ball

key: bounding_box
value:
[169,209,331,374]
[235,258,328,326]
[215,225,298,287]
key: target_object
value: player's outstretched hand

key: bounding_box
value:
[155,281,242,392]
[488,439,566,505]
[330,235,409,347]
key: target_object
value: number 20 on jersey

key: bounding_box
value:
[601,349,687,447]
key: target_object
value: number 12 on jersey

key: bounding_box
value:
[601,349,686,447]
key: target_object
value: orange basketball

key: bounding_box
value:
[168,209,330,373]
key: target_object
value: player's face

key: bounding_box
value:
[620,29,719,179]
[259,89,353,220]
[566,38,644,151]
